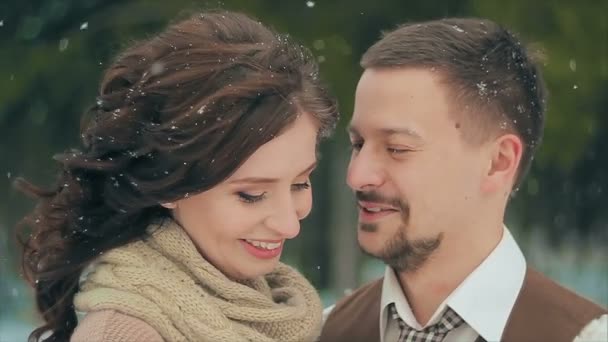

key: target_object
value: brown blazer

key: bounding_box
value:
[320,268,607,342]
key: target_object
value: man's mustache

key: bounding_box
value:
[355,191,407,211]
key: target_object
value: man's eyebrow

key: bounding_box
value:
[347,125,360,137]
[378,127,423,140]
[347,125,422,140]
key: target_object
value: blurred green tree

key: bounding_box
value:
[1,0,606,311]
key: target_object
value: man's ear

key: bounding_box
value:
[481,133,523,195]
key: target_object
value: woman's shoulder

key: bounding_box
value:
[70,310,164,342]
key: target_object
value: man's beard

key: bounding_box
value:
[357,191,442,273]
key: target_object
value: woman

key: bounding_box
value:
[15,10,338,342]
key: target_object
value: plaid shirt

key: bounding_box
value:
[388,303,465,342]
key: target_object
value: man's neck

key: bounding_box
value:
[396,222,504,325]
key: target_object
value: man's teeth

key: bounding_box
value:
[366,207,382,213]
[245,239,282,250]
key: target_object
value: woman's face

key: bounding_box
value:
[170,113,319,279]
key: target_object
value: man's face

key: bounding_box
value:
[347,67,489,272]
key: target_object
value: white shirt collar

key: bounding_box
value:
[380,227,526,342]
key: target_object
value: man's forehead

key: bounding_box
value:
[348,121,424,140]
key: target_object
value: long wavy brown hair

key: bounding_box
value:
[14,11,338,342]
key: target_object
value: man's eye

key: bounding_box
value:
[387,148,411,154]
[350,141,363,151]
[292,182,311,191]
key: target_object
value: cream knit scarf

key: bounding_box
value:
[73,219,323,342]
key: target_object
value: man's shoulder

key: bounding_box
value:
[337,278,383,305]
[323,278,384,320]
[502,268,607,342]
[524,268,606,312]
[320,279,385,341]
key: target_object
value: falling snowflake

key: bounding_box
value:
[452,25,464,33]
[476,81,488,96]
[59,38,69,51]
[313,39,325,50]
[150,62,165,75]
[569,59,576,72]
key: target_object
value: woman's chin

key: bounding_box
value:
[228,260,280,280]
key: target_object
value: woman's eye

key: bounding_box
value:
[237,191,266,203]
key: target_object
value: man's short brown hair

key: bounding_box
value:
[362,18,547,188]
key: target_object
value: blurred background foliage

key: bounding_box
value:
[1,0,606,339]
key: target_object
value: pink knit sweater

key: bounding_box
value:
[70,310,164,342]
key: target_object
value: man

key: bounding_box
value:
[320,18,607,342]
